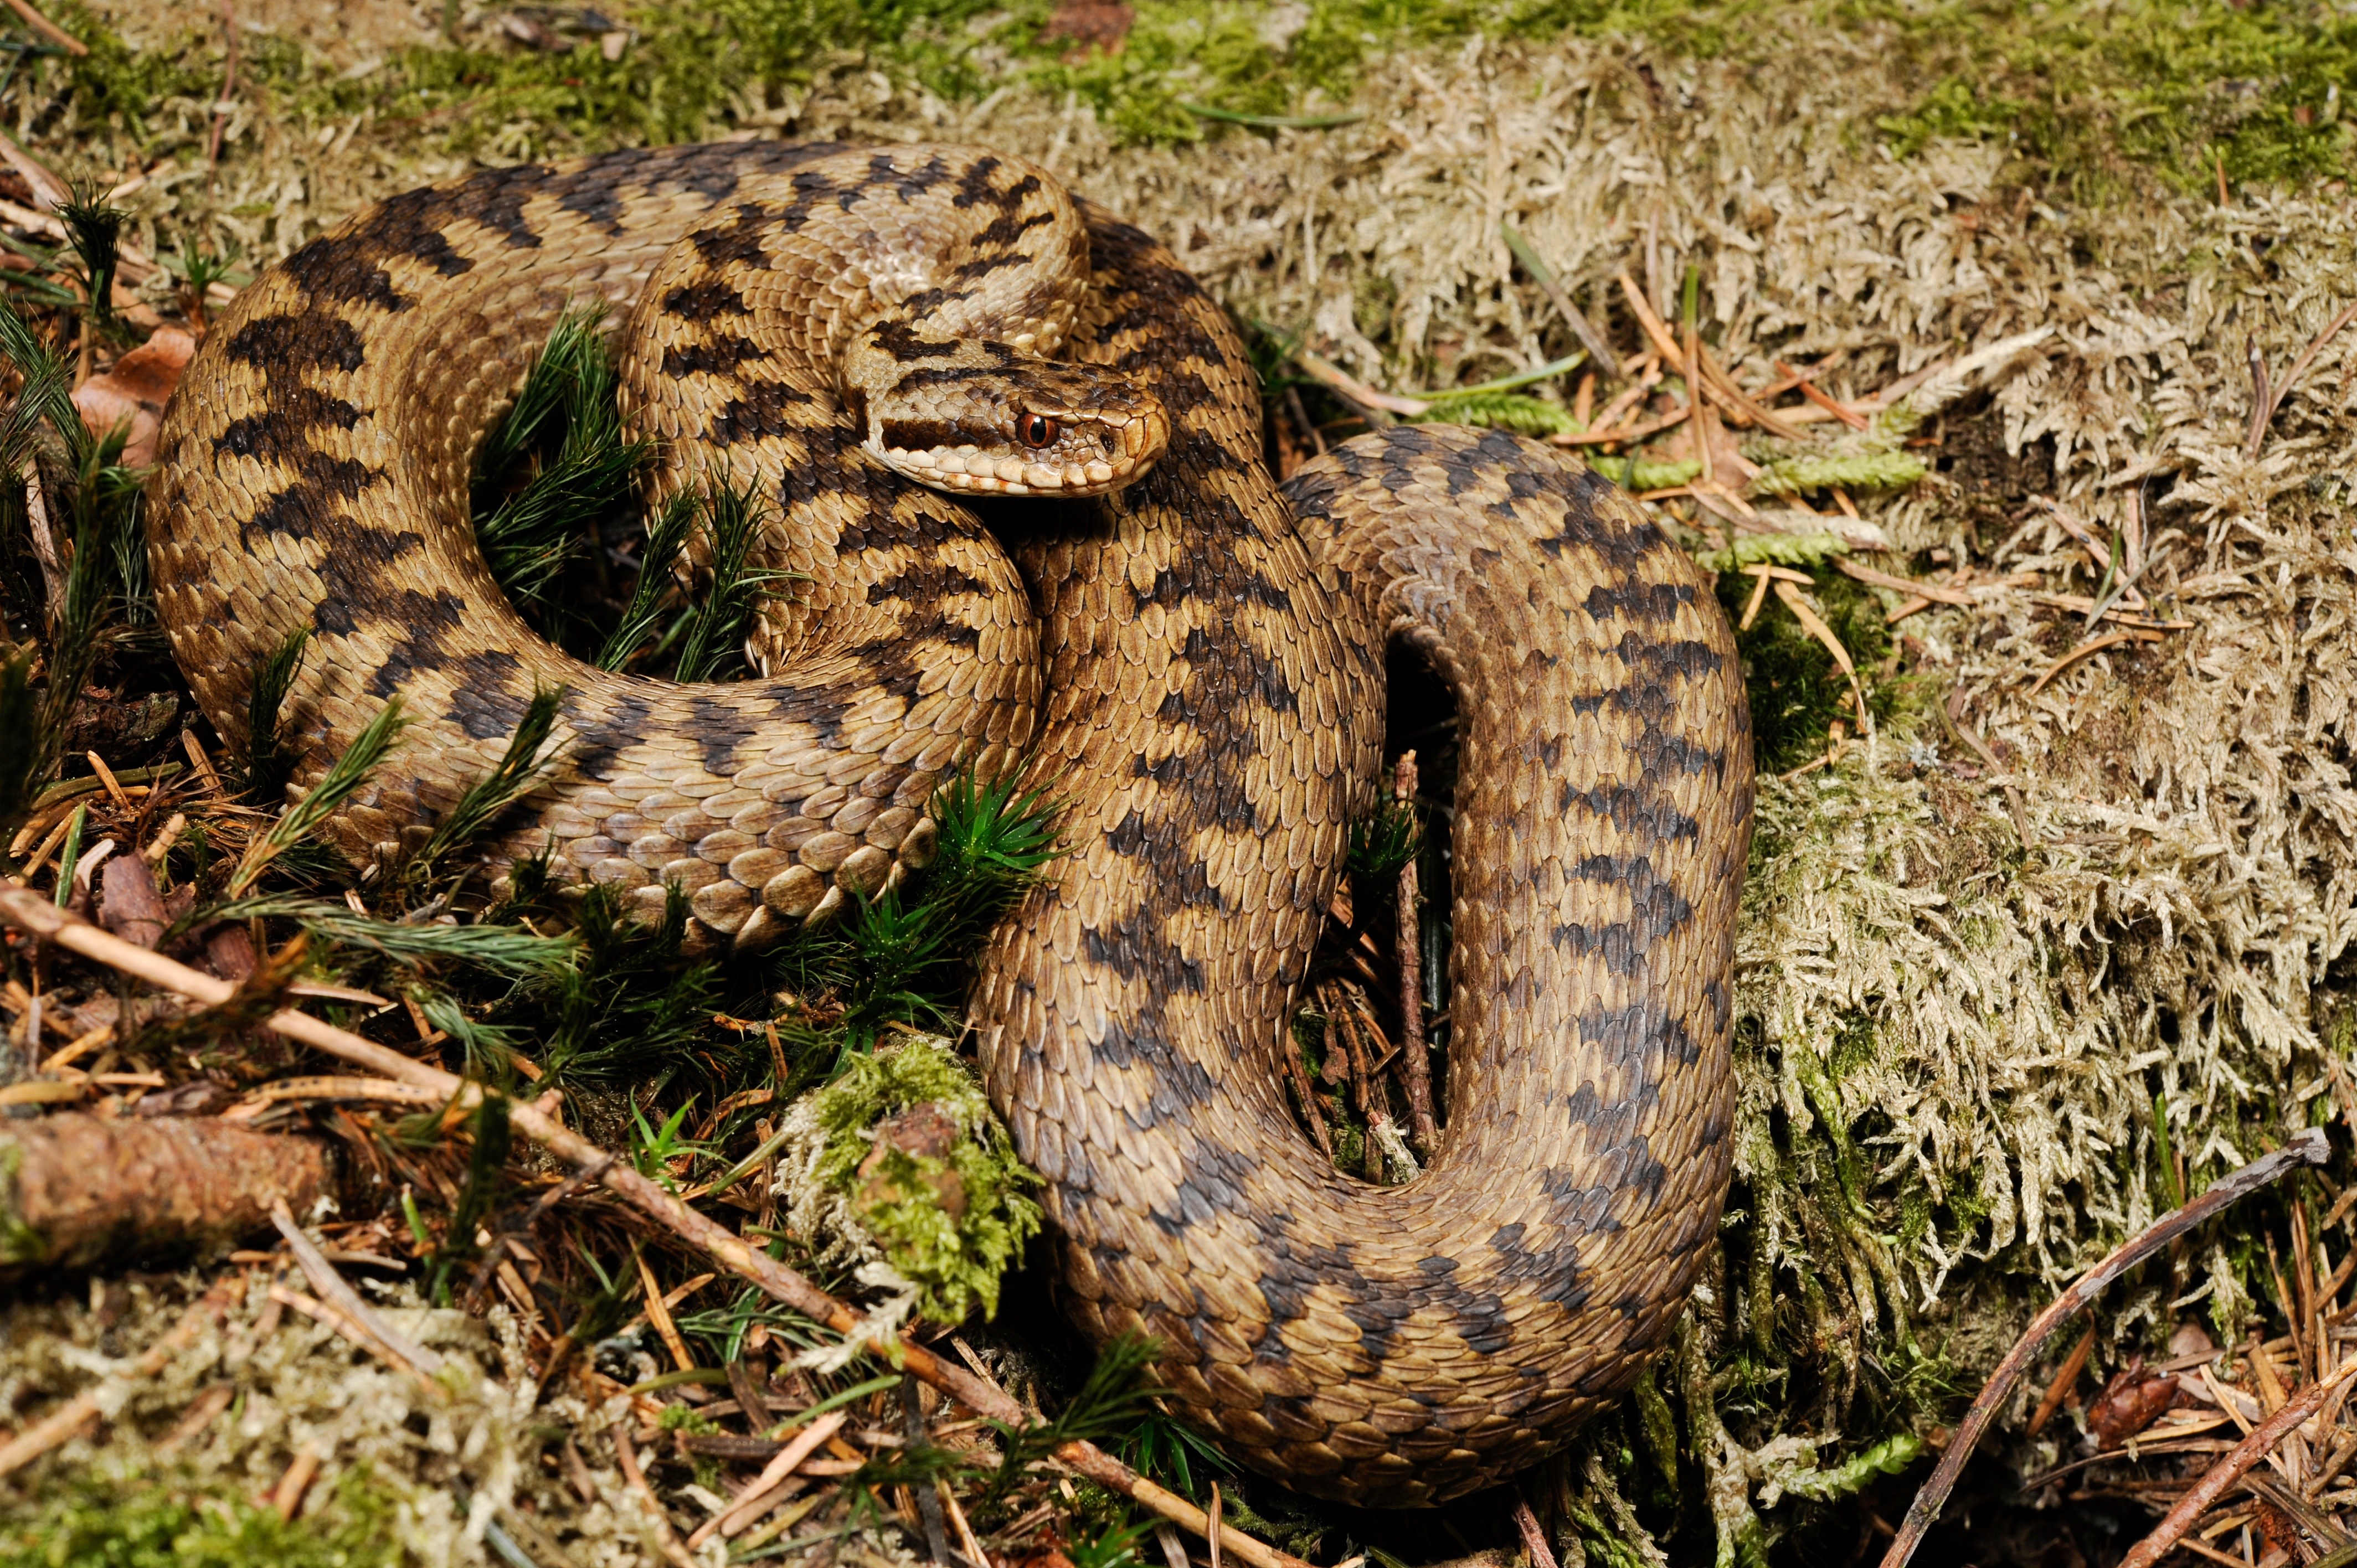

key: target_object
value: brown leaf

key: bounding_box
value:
[98,854,168,950]
[2088,1357,2183,1449]
[1038,0,1131,56]
[71,326,195,467]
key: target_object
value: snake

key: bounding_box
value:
[147,141,1753,1507]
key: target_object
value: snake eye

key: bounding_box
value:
[1017,413,1059,448]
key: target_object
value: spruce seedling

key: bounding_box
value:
[671,478,784,683]
[428,1091,512,1306]
[472,306,649,614]
[56,179,126,336]
[595,489,695,672]
[402,683,567,893]
[227,698,407,896]
[243,627,310,804]
[205,895,578,981]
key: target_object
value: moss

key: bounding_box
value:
[53,0,2357,186]
[1859,0,2357,193]
[1713,568,1896,774]
[806,1037,1042,1323]
[0,1463,409,1568]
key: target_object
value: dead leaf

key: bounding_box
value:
[98,854,168,950]
[2088,1358,2183,1449]
[71,326,196,467]
[1039,0,1131,56]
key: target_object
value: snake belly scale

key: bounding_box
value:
[148,141,1753,1505]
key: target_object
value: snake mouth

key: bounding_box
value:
[872,405,1170,498]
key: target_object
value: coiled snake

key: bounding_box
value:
[148,142,1753,1505]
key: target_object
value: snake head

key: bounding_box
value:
[851,349,1171,499]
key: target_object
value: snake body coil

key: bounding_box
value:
[149,142,1752,1505]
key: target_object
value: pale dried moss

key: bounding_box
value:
[0,1269,686,1567]
[22,2,2357,1557]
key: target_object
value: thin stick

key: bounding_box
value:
[613,1425,698,1568]
[1512,1495,1560,1568]
[0,886,1313,1568]
[1278,1011,1331,1158]
[2026,1325,2095,1437]
[2251,298,2357,455]
[271,1199,444,1376]
[688,1409,845,1547]
[2116,1358,2357,1568]
[1875,1126,2331,1568]
[0,0,85,55]
[205,0,239,166]
[0,1277,235,1478]
[1390,752,1437,1154]
[268,1285,443,1396]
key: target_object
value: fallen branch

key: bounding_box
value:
[1876,1126,2331,1568]
[0,1276,236,1479]
[0,885,1313,1568]
[2117,1355,2357,1568]
[0,1113,329,1270]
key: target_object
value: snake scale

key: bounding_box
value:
[148,141,1753,1505]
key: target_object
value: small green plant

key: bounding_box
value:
[243,627,311,804]
[226,698,408,896]
[54,178,127,336]
[596,491,697,672]
[776,769,1062,1049]
[425,1091,512,1303]
[671,478,785,683]
[400,683,567,893]
[472,306,649,617]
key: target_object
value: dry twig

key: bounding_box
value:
[2117,1358,2357,1568]
[0,0,84,55]
[1390,751,1437,1153]
[1876,1127,2330,1568]
[0,886,1313,1568]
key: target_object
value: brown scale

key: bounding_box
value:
[147,144,1752,1506]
